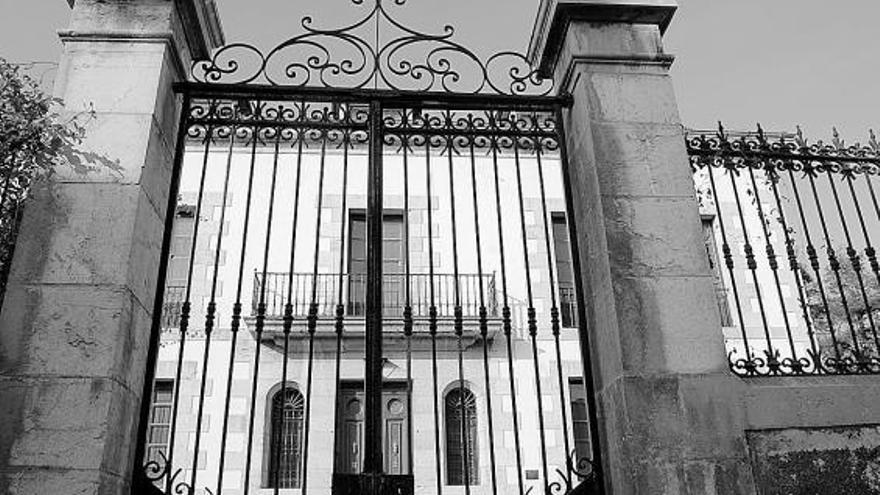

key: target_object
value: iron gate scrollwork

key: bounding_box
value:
[133,2,603,494]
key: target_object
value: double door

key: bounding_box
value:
[335,382,410,475]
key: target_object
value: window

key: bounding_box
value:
[167,206,196,286]
[445,387,478,485]
[145,380,174,467]
[268,388,305,488]
[347,211,405,316]
[568,378,591,470]
[162,206,195,329]
[552,213,578,328]
[701,215,733,326]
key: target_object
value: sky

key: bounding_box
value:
[1,0,878,139]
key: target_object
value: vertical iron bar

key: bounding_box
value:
[511,117,550,494]
[555,105,604,492]
[331,120,352,476]
[302,111,332,492]
[190,119,238,492]
[275,101,308,493]
[425,116,443,495]
[805,165,862,368]
[744,165,797,372]
[490,113,525,495]
[763,162,820,372]
[786,167,842,369]
[133,91,190,487]
[364,99,385,475]
[533,114,573,488]
[468,113,498,495]
[846,172,880,355]
[166,107,214,494]
[826,168,879,360]
[444,110,472,494]
[727,158,777,372]
[216,117,260,494]
[244,105,284,494]
[402,111,415,477]
[704,163,754,372]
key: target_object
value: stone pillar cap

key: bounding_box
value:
[64,0,225,59]
[528,0,677,77]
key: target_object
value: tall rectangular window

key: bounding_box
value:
[167,206,196,286]
[145,380,174,466]
[162,207,195,329]
[701,216,733,327]
[347,211,404,316]
[568,378,591,470]
[552,213,577,328]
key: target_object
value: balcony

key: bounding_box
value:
[249,272,508,348]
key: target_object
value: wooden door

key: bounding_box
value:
[335,382,409,475]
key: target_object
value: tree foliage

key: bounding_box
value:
[0,58,95,305]
[802,249,880,363]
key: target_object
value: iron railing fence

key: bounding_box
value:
[688,124,880,376]
[253,272,499,319]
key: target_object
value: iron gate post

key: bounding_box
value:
[365,99,386,476]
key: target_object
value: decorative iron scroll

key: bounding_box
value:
[192,0,553,95]
[687,124,880,376]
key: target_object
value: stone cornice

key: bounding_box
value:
[57,31,189,81]
[63,0,224,61]
[529,0,677,78]
[174,0,225,60]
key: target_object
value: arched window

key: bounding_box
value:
[268,387,304,488]
[445,387,479,485]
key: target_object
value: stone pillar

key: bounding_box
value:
[530,2,755,493]
[0,1,222,494]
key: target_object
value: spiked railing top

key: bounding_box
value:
[686,123,880,168]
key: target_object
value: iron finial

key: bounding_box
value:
[832,126,844,149]
[717,121,726,140]
[756,123,767,144]
[795,125,808,148]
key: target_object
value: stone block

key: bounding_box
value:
[585,71,681,125]
[54,112,175,200]
[0,284,150,394]
[601,196,710,279]
[610,275,726,374]
[56,41,169,115]
[7,182,165,311]
[0,467,129,495]
[0,376,140,478]
[748,426,880,495]
[744,376,880,430]
[598,374,754,494]
[590,122,694,198]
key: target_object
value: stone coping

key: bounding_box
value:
[528,0,678,77]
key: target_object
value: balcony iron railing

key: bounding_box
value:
[252,272,499,319]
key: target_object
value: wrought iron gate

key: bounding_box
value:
[133,2,602,494]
